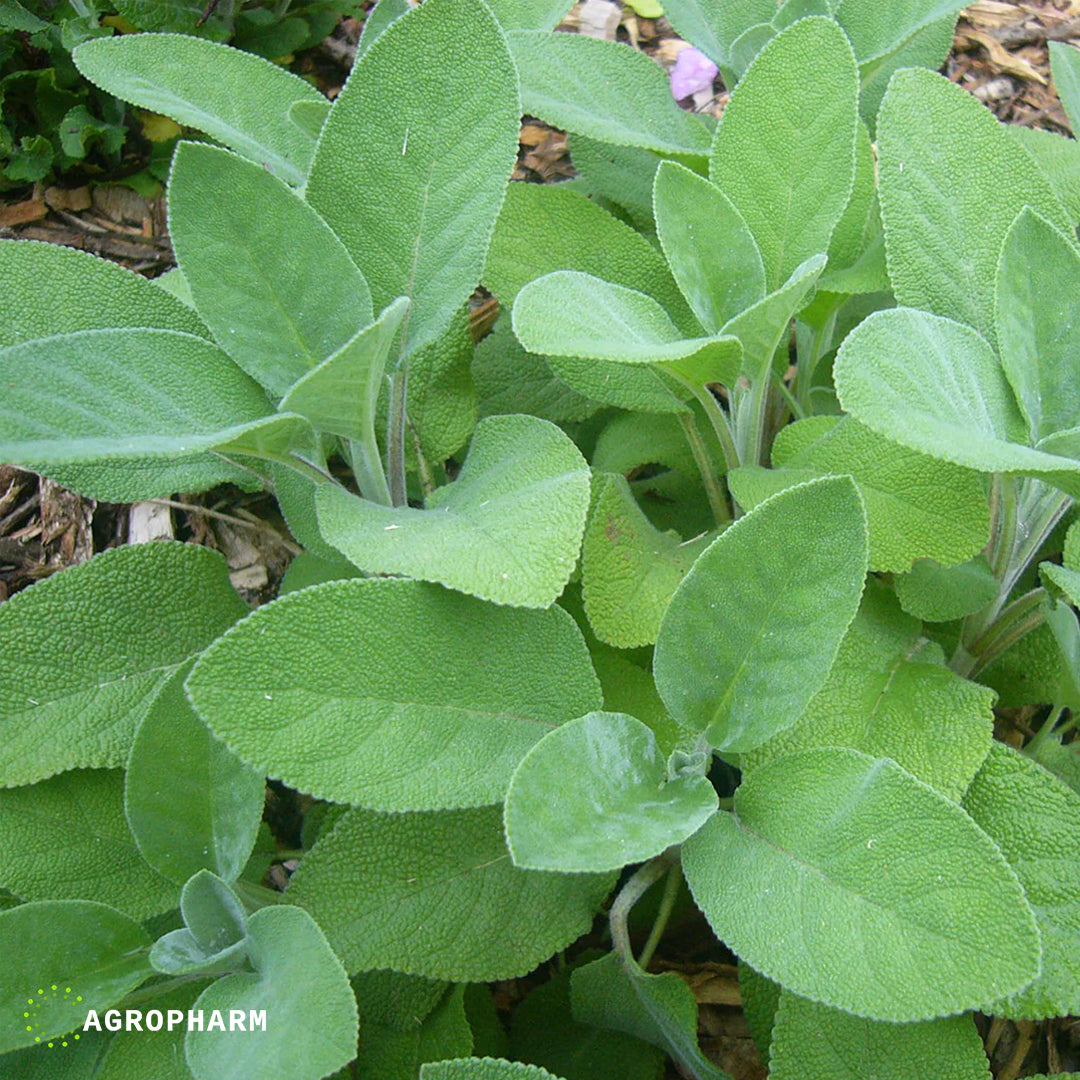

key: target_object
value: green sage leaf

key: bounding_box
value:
[169,142,373,397]
[73,34,325,186]
[654,476,868,752]
[186,578,601,811]
[287,805,615,980]
[682,749,1040,1021]
[505,711,718,872]
[0,542,246,787]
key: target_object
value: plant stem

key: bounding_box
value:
[1025,703,1066,756]
[386,364,410,507]
[956,587,1046,679]
[794,310,837,416]
[733,374,770,467]
[609,851,677,966]
[675,378,740,475]
[637,859,683,970]
[347,433,392,506]
[771,371,805,422]
[677,412,730,526]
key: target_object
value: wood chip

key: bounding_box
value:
[43,186,91,212]
[958,26,1048,82]
[578,0,620,39]
[0,200,47,228]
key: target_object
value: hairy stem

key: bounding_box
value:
[678,412,730,526]
[638,860,683,970]
[609,851,677,966]
[386,364,410,507]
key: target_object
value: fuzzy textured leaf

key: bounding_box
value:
[169,142,373,397]
[742,584,995,802]
[768,991,991,1080]
[186,578,601,811]
[683,749,1040,1021]
[507,30,712,156]
[582,474,713,648]
[0,328,286,501]
[653,161,765,333]
[73,34,324,186]
[709,18,858,290]
[505,712,718,872]
[0,543,246,788]
[125,669,265,886]
[307,0,519,356]
[654,477,868,752]
[0,901,152,1054]
[0,769,178,919]
[877,67,1069,340]
[730,416,990,572]
[995,208,1080,443]
[0,240,206,349]
[287,806,615,980]
[834,307,1080,496]
[963,742,1080,1018]
[185,906,357,1080]
[316,415,590,607]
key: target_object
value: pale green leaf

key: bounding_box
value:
[0,901,152,1054]
[280,297,408,441]
[505,711,718,872]
[1010,125,1080,224]
[484,0,573,29]
[507,30,712,156]
[722,254,825,383]
[768,991,991,1080]
[72,35,324,186]
[356,0,410,60]
[995,208,1080,442]
[659,0,776,72]
[0,240,207,348]
[185,906,357,1080]
[654,477,868,752]
[0,328,283,501]
[710,18,858,290]
[545,356,688,415]
[571,952,731,1080]
[824,121,879,275]
[513,272,740,382]
[582,474,713,648]
[895,556,999,622]
[316,415,590,608]
[0,769,178,919]
[732,415,990,573]
[738,964,780,1066]
[95,980,207,1080]
[877,67,1069,341]
[169,142,373,397]
[125,668,265,886]
[653,161,765,333]
[423,1060,565,1080]
[682,749,1041,1021]
[473,317,599,425]
[287,805,615,980]
[964,742,1080,1019]
[307,0,519,356]
[1051,41,1080,135]
[742,583,995,802]
[0,542,246,788]
[834,307,1080,497]
[485,182,694,333]
[592,411,702,478]
[186,578,601,811]
[834,0,968,61]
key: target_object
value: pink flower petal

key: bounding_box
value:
[670,47,718,100]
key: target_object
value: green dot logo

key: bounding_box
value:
[23,985,83,1049]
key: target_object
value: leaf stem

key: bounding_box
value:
[956,587,1046,679]
[347,433,392,506]
[637,859,683,970]
[386,364,410,507]
[677,412,730,526]
[733,374,770,467]
[1024,702,1067,756]
[609,850,677,966]
[675,378,740,476]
